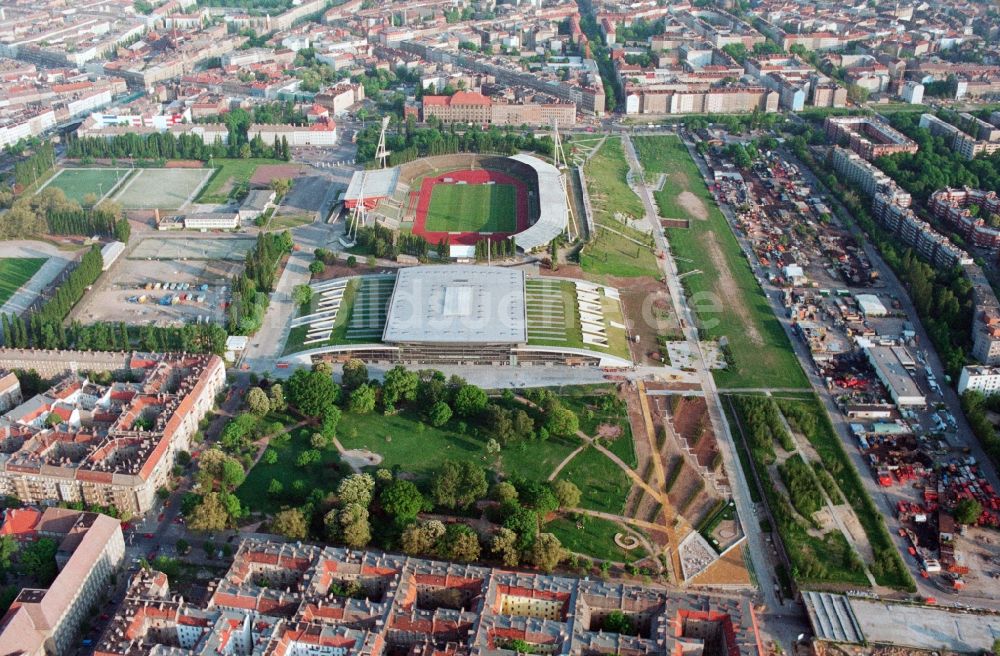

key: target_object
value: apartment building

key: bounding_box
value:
[0,510,125,656]
[919,113,1000,160]
[958,365,1000,395]
[0,371,23,413]
[421,91,576,126]
[249,117,337,147]
[96,540,764,656]
[824,116,918,161]
[0,353,225,515]
[929,187,1000,252]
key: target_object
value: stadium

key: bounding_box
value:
[343,153,568,255]
[283,265,633,368]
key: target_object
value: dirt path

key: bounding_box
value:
[547,443,587,482]
[704,231,763,346]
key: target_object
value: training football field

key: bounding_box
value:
[43,168,128,204]
[424,183,516,233]
[0,258,45,306]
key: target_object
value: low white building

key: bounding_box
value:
[958,365,1000,395]
[901,80,924,104]
[865,345,926,407]
[184,212,240,230]
[100,240,125,271]
[856,294,888,318]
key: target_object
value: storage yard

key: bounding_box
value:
[70,238,248,327]
[711,144,1000,598]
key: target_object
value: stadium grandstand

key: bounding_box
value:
[284,266,632,367]
[509,154,568,251]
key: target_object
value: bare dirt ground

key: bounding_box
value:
[671,396,723,473]
[623,385,662,524]
[646,393,721,526]
[678,190,709,221]
[597,424,623,439]
[704,231,763,345]
[611,275,679,365]
[250,164,306,186]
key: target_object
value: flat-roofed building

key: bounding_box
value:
[864,345,926,407]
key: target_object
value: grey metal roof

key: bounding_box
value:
[382,265,526,344]
[344,167,399,201]
[509,154,567,252]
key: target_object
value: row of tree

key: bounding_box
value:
[13,142,56,188]
[356,120,554,168]
[227,231,293,335]
[46,207,130,241]
[355,224,433,259]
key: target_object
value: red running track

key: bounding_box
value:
[411,168,529,246]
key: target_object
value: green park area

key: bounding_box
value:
[579,137,660,279]
[725,393,913,590]
[196,158,284,204]
[633,135,807,390]
[523,278,631,361]
[211,371,654,571]
[0,258,45,306]
[424,183,517,233]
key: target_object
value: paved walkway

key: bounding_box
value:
[622,133,782,610]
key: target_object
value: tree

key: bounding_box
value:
[296,449,321,467]
[268,384,286,412]
[286,369,340,417]
[528,533,564,573]
[271,508,309,539]
[551,480,581,509]
[337,473,375,507]
[494,481,519,504]
[380,479,424,524]
[188,493,231,531]
[246,387,270,416]
[349,384,377,414]
[310,432,329,449]
[603,610,635,635]
[341,359,368,391]
[262,448,278,465]
[544,403,578,438]
[19,538,57,585]
[502,503,538,551]
[267,478,284,497]
[293,284,313,307]
[401,520,446,556]
[382,366,418,406]
[325,503,371,548]
[438,524,481,562]
[453,384,487,417]
[427,401,452,427]
[491,527,519,567]
[220,459,246,490]
[309,260,325,275]
[270,177,292,199]
[432,460,488,510]
[955,498,983,525]
[0,535,17,575]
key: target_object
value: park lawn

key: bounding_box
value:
[557,392,636,468]
[424,183,516,232]
[633,135,807,390]
[579,137,660,280]
[557,445,630,515]
[267,213,314,230]
[500,435,582,483]
[45,168,128,204]
[336,410,487,480]
[197,158,284,204]
[236,425,344,515]
[545,515,648,563]
[0,258,45,306]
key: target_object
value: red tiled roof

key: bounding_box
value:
[0,508,41,539]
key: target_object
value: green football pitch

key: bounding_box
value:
[424,183,516,233]
[0,258,45,306]
[43,168,128,205]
